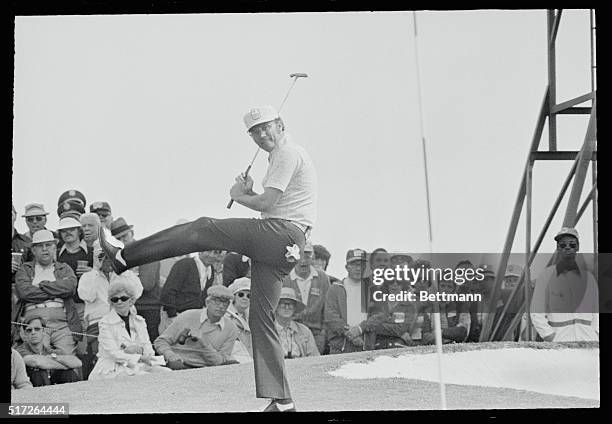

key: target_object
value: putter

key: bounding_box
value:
[227,73,308,209]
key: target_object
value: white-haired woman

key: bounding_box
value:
[226,277,253,363]
[88,280,168,379]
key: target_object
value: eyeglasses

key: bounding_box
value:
[110,296,131,303]
[25,327,43,334]
[209,297,230,305]
[247,122,274,135]
[26,216,45,223]
[558,242,578,249]
[278,301,295,308]
[237,292,250,299]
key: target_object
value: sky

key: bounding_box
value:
[12,9,596,280]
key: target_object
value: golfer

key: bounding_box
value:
[100,105,316,412]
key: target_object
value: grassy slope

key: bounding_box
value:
[10,341,599,413]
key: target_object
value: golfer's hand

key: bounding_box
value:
[230,180,248,200]
[239,173,254,192]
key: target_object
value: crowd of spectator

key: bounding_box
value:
[11,189,598,390]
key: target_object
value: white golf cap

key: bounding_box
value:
[228,277,251,294]
[243,105,279,131]
[31,230,57,245]
[57,217,82,230]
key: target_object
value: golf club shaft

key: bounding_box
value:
[227,74,307,209]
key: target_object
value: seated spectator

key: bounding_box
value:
[112,217,162,343]
[405,259,434,344]
[88,280,168,379]
[361,279,417,350]
[465,264,504,342]
[90,201,113,230]
[15,316,82,386]
[226,277,253,363]
[222,252,251,286]
[275,288,319,359]
[325,249,369,354]
[12,204,33,340]
[363,248,391,314]
[418,279,471,345]
[14,230,82,354]
[159,250,225,334]
[390,253,414,271]
[11,348,33,390]
[313,244,340,284]
[22,203,56,241]
[78,238,143,378]
[282,241,330,354]
[154,285,239,370]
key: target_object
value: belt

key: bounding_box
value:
[288,221,312,237]
[24,299,65,312]
[548,319,592,328]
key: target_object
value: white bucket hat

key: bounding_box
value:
[31,230,57,245]
[57,217,82,231]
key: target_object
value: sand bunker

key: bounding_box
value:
[329,347,599,400]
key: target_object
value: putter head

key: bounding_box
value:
[290,73,308,78]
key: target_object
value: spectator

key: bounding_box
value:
[158,218,193,287]
[57,217,91,326]
[222,252,251,286]
[22,203,55,241]
[159,250,225,334]
[313,244,340,284]
[418,279,471,345]
[363,248,391,313]
[78,239,143,378]
[275,288,319,359]
[503,264,523,291]
[360,279,417,350]
[14,230,82,354]
[80,213,100,249]
[530,228,598,342]
[406,259,434,344]
[390,253,414,270]
[226,277,253,363]
[11,348,33,390]
[325,249,369,354]
[154,285,239,370]
[88,280,168,379]
[112,217,162,342]
[465,263,504,342]
[282,241,330,354]
[57,189,87,220]
[90,201,113,230]
[12,204,33,335]
[16,316,82,386]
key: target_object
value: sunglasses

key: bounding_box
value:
[237,292,250,299]
[110,296,131,303]
[96,212,111,218]
[26,216,45,223]
[558,242,578,249]
[25,327,43,334]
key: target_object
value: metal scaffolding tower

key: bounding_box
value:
[480,9,598,342]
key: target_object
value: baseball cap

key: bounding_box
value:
[90,201,112,213]
[22,203,49,217]
[31,230,57,245]
[243,105,279,131]
[554,227,579,242]
[479,264,496,278]
[207,285,234,301]
[278,287,306,314]
[346,248,366,264]
[504,264,523,278]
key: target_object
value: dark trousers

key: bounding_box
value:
[82,323,100,379]
[122,216,305,399]
[27,367,80,387]
[137,308,161,343]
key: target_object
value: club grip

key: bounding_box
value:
[226,165,252,209]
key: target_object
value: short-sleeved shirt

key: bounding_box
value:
[261,134,317,228]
